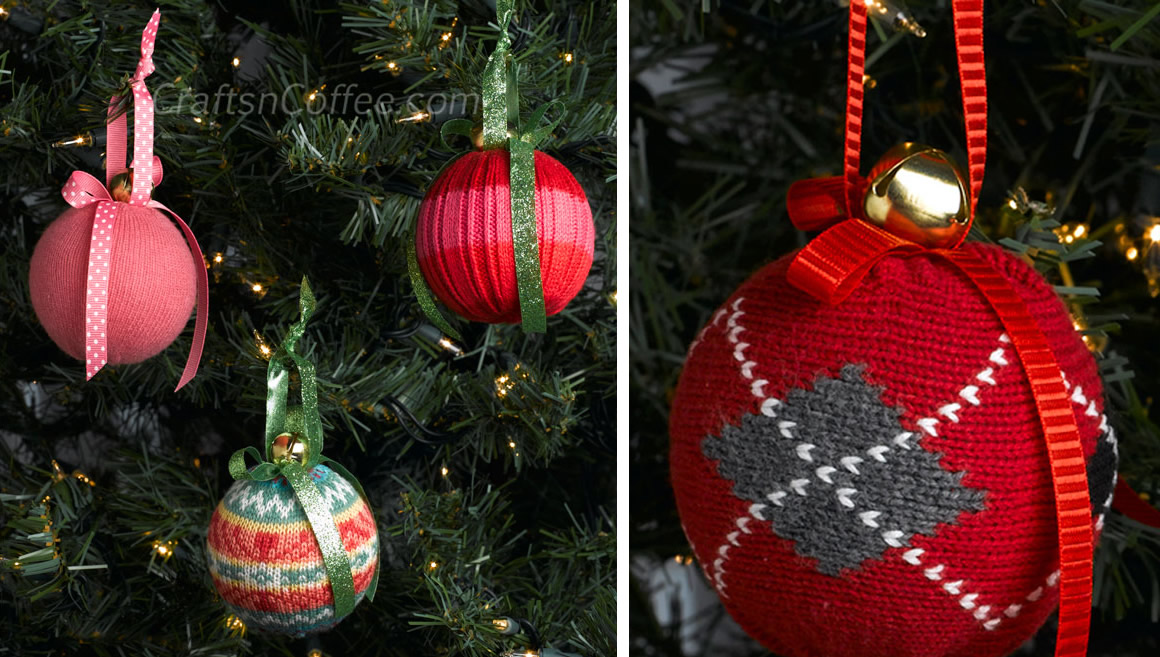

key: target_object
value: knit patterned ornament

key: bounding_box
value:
[206,279,379,636]
[28,9,208,390]
[206,464,379,636]
[414,148,595,325]
[671,2,1116,656]
[669,244,1117,657]
[409,0,594,335]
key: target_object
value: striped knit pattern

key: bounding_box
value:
[206,464,379,636]
[415,149,595,325]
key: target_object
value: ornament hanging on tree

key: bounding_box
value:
[27,10,208,390]
[670,3,1119,657]
[409,0,595,336]
[206,280,380,636]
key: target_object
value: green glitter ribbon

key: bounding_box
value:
[411,0,565,334]
[227,278,379,619]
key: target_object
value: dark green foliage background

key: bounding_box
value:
[630,1,1160,655]
[0,1,615,656]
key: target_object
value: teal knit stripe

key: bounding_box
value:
[208,537,378,589]
[220,467,360,526]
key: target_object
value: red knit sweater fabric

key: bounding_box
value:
[415,149,595,324]
[669,243,1116,657]
[29,203,198,365]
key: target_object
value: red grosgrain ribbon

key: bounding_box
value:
[58,9,208,391]
[1113,476,1160,528]
[786,3,1094,655]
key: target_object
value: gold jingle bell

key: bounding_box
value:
[271,432,308,464]
[108,169,154,203]
[863,143,970,249]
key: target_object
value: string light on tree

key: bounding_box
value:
[231,56,240,68]
[151,539,177,561]
[861,0,926,37]
[397,111,430,123]
[51,134,93,149]
[493,617,519,635]
[223,614,246,637]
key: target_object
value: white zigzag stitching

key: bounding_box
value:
[912,338,1113,632]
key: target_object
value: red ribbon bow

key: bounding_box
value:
[60,9,208,391]
[785,3,1103,655]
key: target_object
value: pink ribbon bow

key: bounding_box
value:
[59,9,208,391]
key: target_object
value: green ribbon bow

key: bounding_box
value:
[227,278,379,619]
[408,0,565,336]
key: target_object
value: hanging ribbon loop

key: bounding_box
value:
[228,279,380,620]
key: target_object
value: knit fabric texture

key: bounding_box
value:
[28,203,197,365]
[415,149,595,324]
[206,464,379,636]
[669,242,1117,657]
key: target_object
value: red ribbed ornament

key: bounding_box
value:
[28,203,198,365]
[669,243,1117,657]
[415,149,595,324]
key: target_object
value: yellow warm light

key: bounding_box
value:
[508,439,516,449]
[52,134,93,148]
[563,52,574,63]
[193,116,204,124]
[1007,198,1018,210]
[493,618,511,631]
[259,344,272,356]
[440,466,449,477]
[428,560,438,570]
[152,540,176,559]
[252,283,263,293]
[1127,247,1139,261]
[397,111,430,123]
[231,56,240,68]
[1150,224,1160,242]
[441,32,452,41]
[1074,224,1087,238]
[387,61,398,70]
[214,253,223,263]
[438,337,454,350]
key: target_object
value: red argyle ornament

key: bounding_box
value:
[670,2,1120,656]
[669,242,1117,657]
[414,148,595,325]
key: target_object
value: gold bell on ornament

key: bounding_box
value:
[863,143,970,249]
[271,432,308,464]
[108,169,154,203]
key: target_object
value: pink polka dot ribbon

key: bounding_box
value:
[60,9,208,391]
